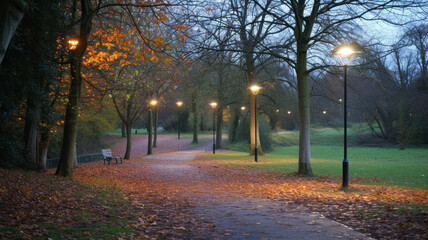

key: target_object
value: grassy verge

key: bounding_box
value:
[219,125,428,190]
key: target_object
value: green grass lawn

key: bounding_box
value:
[218,125,428,190]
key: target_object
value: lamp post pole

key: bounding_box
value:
[210,102,217,154]
[343,64,349,188]
[332,42,361,189]
[254,94,258,162]
[148,100,157,155]
[323,110,327,129]
[213,107,216,154]
[250,85,261,163]
[176,101,183,139]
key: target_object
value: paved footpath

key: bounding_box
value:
[142,148,372,240]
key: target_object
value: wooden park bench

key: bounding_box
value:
[102,149,123,165]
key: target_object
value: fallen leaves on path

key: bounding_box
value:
[194,157,428,240]
[1,135,426,239]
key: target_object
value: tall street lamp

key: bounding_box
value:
[241,106,248,122]
[176,101,183,139]
[322,110,327,129]
[332,43,362,188]
[250,85,261,162]
[147,100,157,155]
[210,102,217,154]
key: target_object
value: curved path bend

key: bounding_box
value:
[109,135,371,239]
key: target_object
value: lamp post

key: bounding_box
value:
[176,101,183,139]
[250,85,261,162]
[322,110,327,129]
[241,106,247,122]
[332,43,361,188]
[210,102,217,154]
[147,100,157,155]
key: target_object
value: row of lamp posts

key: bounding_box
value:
[67,35,358,188]
[122,43,359,189]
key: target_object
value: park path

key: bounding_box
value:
[110,135,372,239]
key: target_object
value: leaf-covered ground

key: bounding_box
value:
[1,135,427,239]
[0,169,138,239]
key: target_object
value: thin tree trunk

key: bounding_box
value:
[200,114,204,131]
[216,107,223,148]
[124,122,132,159]
[74,142,78,168]
[153,106,158,148]
[192,92,198,143]
[38,128,50,171]
[228,106,239,143]
[147,109,153,155]
[23,97,39,164]
[121,122,126,138]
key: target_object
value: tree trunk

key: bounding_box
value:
[23,97,39,164]
[153,106,158,148]
[121,122,126,138]
[192,92,198,143]
[0,0,28,64]
[296,51,314,176]
[147,109,153,155]
[56,57,81,177]
[124,122,132,159]
[55,0,92,177]
[216,107,223,148]
[38,128,50,172]
[200,114,205,131]
[228,106,240,143]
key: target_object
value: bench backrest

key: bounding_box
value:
[102,149,112,158]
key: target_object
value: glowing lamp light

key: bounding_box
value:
[176,101,183,107]
[336,47,356,58]
[250,85,261,95]
[68,38,79,50]
[150,100,158,106]
[288,111,291,115]
[323,110,327,115]
[276,109,280,113]
[241,106,246,111]
[210,102,217,108]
